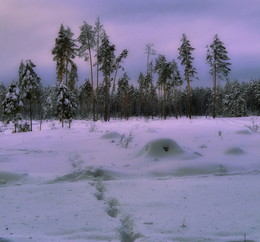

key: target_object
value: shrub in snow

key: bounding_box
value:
[246,117,259,133]
[119,131,134,148]
[16,120,30,133]
[49,121,57,130]
[69,152,84,171]
[89,123,99,133]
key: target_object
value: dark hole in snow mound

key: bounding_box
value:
[140,138,184,158]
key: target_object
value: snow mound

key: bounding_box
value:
[0,171,28,186]
[225,147,245,155]
[142,138,183,157]
[101,131,121,139]
[172,164,228,177]
[236,129,252,135]
[139,138,200,159]
[51,167,113,183]
[0,238,11,242]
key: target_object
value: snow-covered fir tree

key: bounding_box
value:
[223,81,247,117]
[2,82,23,132]
[246,80,260,115]
[19,59,40,131]
[57,83,77,128]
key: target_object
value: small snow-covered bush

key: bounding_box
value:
[89,123,99,133]
[119,131,134,148]
[49,121,57,130]
[246,117,259,133]
[16,121,30,133]
[0,124,5,133]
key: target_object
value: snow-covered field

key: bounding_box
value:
[0,117,259,242]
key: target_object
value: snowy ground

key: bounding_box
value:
[0,117,259,242]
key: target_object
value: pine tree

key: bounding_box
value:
[111,49,128,97]
[67,62,78,91]
[78,22,96,120]
[137,72,155,117]
[117,73,130,119]
[18,60,25,82]
[2,82,23,132]
[57,83,77,128]
[154,55,172,119]
[206,34,231,118]
[52,24,77,85]
[178,34,197,119]
[19,59,40,131]
[145,43,156,76]
[97,34,115,121]
[94,17,106,89]
[171,60,183,118]
[78,80,92,118]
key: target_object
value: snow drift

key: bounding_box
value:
[138,138,201,160]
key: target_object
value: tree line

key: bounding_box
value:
[0,18,259,132]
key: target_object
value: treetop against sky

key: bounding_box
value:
[1,0,260,86]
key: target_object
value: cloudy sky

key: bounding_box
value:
[1,0,260,87]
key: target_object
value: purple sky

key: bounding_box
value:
[1,0,260,87]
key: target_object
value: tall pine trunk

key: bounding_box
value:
[174,85,179,119]
[29,97,33,131]
[95,32,100,121]
[163,81,167,119]
[212,64,217,119]
[111,65,119,98]
[65,60,69,86]
[187,78,191,119]
[104,76,110,122]
[88,47,96,121]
